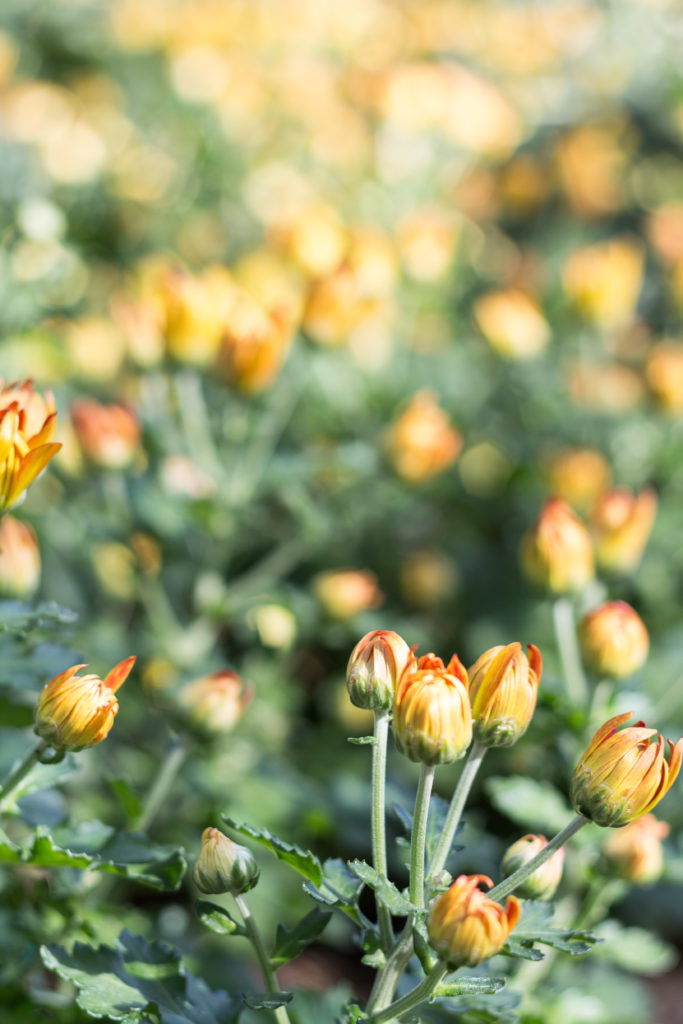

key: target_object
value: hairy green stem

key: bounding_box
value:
[553,598,588,707]
[410,764,435,909]
[372,710,394,950]
[489,815,589,902]
[428,743,486,883]
[134,739,187,832]
[366,921,414,1015]
[370,962,448,1023]
[0,739,47,811]
[234,894,292,1024]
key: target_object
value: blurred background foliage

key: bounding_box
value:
[1,0,683,1021]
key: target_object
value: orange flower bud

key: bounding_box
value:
[501,834,564,900]
[346,629,412,711]
[428,874,521,967]
[646,343,683,414]
[0,379,61,510]
[579,601,649,679]
[0,515,41,598]
[520,497,594,594]
[71,399,141,470]
[473,288,550,360]
[386,390,462,484]
[545,448,611,511]
[602,814,669,883]
[468,642,542,747]
[393,652,472,765]
[219,285,293,394]
[571,713,682,827]
[590,487,657,572]
[194,827,259,896]
[313,569,382,620]
[178,671,253,737]
[35,657,136,751]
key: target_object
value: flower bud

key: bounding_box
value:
[474,288,550,360]
[0,515,41,598]
[71,399,141,470]
[563,237,643,330]
[193,827,259,895]
[386,390,462,484]
[393,652,472,765]
[571,713,682,827]
[590,487,657,573]
[602,814,669,884]
[428,874,521,967]
[35,657,136,751]
[0,379,61,510]
[219,285,293,394]
[578,601,649,679]
[346,629,412,711]
[468,642,541,747]
[313,568,382,620]
[520,497,594,594]
[501,835,564,900]
[646,343,683,414]
[545,448,611,511]
[178,671,253,738]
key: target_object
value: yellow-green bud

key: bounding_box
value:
[193,827,259,896]
[501,834,564,900]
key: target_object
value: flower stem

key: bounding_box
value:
[134,738,187,833]
[410,764,435,909]
[234,893,292,1024]
[553,598,588,707]
[369,962,448,1023]
[0,739,47,811]
[428,743,486,883]
[489,815,589,902]
[372,710,394,950]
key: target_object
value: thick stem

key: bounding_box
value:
[372,710,394,950]
[0,739,47,811]
[370,962,448,1023]
[234,894,292,1024]
[134,739,187,833]
[553,598,588,707]
[428,743,486,883]
[489,815,589,902]
[410,764,435,909]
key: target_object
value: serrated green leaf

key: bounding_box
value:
[41,930,240,1023]
[223,816,322,886]
[195,901,245,937]
[485,777,573,833]
[348,859,414,916]
[303,858,364,924]
[502,901,599,960]
[271,908,331,965]
[434,977,506,998]
[242,991,293,1010]
[0,600,78,635]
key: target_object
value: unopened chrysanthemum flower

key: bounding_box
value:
[35,657,136,751]
[393,652,472,765]
[646,343,683,414]
[501,834,564,900]
[546,448,611,511]
[579,601,649,679]
[571,713,682,827]
[71,399,141,470]
[563,237,643,330]
[219,286,293,394]
[590,487,657,573]
[178,670,253,737]
[193,827,259,895]
[346,629,411,711]
[0,514,41,598]
[428,874,521,967]
[474,288,550,360]
[468,642,542,747]
[0,380,61,510]
[386,390,462,484]
[520,497,594,593]
[602,814,669,883]
[313,569,382,620]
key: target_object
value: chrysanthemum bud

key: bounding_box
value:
[393,652,472,765]
[386,390,462,483]
[602,814,669,883]
[590,487,657,573]
[473,288,550,360]
[578,601,649,679]
[520,497,594,594]
[313,569,382,620]
[0,379,61,510]
[545,448,611,511]
[428,874,521,967]
[468,642,541,747]
[35,658,136,751]
[346,629,412,711]
[193,827,259,895]
[501,835,564,900]
[0,515,41,598]
[571,713,682,827]
[178,671,253,737]
[71,399,141,470]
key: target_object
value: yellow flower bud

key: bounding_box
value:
[71,399,141,470]
[386,390,462,484]
[571,713,682,827]
[563,237,643,330]
[473,288,550,360]
[313,569,382,620]
[0,379,61,510]
[0,515,41,598]
[193,827,259,896]
[428,874,521,967]
[219,285,293,394]
[501,834,564,900]
[578,601,649,679]
[468,643,541,748]
[178,671,253,738]
[646,343,683,414]
[393,652,472,765]
[545,447,611,511]
[346,629,412,711]
[35,657,136,751]
[520,497,594,594]
[602,814,669,884]
[590,487,657,573]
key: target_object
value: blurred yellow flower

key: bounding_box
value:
[386,390,462,484]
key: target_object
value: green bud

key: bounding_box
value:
[193,827,260,896]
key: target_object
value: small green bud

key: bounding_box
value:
[501,834,564,900]
[193,827,260,896]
